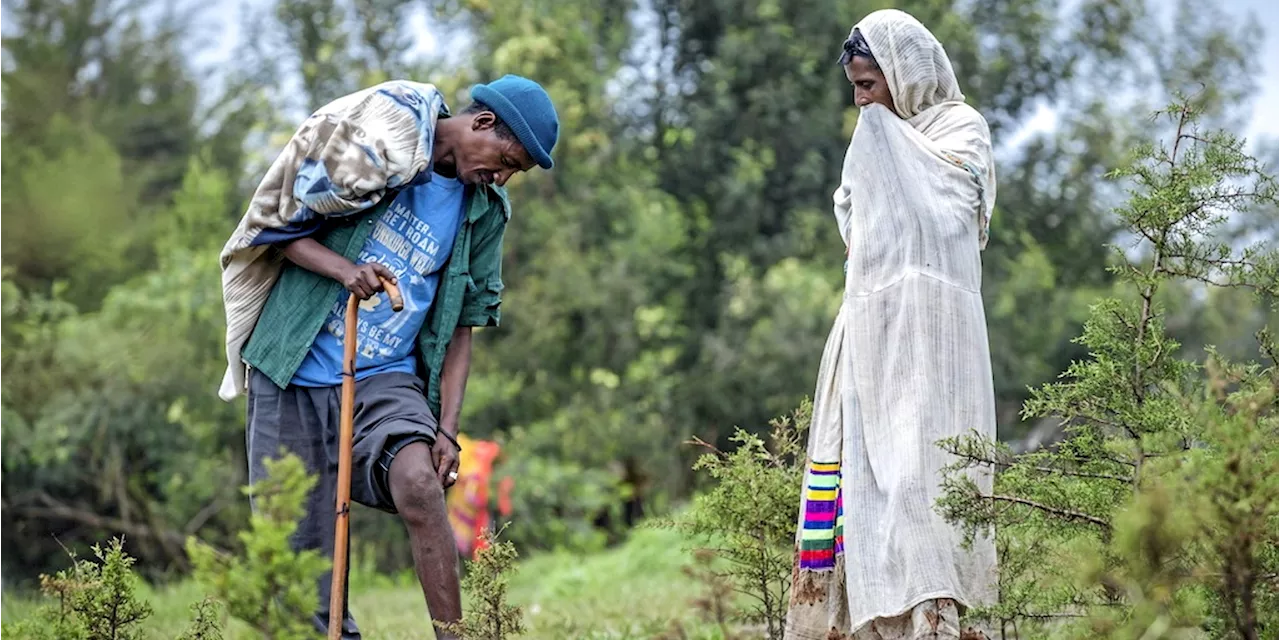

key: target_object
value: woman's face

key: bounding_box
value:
[844,57,896,115]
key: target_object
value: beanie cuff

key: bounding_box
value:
[471,84,554,169]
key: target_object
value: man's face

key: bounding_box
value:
[844,57,896,115]
[454,111,537,187]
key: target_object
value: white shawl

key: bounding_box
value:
[786,9,998,638]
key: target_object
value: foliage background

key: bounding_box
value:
[1,0,1276,597]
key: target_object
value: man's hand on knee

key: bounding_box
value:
[432,434,460,489]
[388,443,446,517]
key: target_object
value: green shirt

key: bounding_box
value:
[241,184,509,419]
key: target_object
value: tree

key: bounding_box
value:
[422,0,705,549]
[2,0,201,306]
[2,158,246,582]
[938,98,1278,638]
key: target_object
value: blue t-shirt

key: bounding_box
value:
[291,176,467,387]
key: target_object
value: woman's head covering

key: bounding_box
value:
[842,10,963,119]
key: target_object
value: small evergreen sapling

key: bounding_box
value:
[667,399,810,640]
[437,528,526,640]
[937,98,1278,638]
[186,452,329,640]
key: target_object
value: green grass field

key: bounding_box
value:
[1,526,735,639]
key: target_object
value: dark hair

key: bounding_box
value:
[462,101,517,141]
[837,29,879,69]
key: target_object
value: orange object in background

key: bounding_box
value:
[446,434,514,559]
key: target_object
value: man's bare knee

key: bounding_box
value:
[387,442,444,525]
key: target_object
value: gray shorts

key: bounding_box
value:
[245,368,438,514]
[246,368,438,638]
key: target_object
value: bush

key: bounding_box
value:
[663,399,810,640]
[439,528,526,640]
[0,537,223,640]
[187,452,329,640]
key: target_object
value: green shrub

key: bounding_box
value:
[439,528,526,640]
[663,400,810,640]
[187,452,329,640]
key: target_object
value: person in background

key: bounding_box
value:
[446,435,513,559]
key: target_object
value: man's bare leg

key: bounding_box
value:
[387,442,461,639]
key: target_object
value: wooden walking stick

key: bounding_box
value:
[330,278,403,640]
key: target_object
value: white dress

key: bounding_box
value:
[786,11,1000,639]
[835,103,998,632]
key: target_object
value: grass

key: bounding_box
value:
[1,525,733,639]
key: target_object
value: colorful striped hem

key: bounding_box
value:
[798,460,844,571]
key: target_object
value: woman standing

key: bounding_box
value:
[785,10,998,640]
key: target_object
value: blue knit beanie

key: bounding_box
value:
[470,75,560,170]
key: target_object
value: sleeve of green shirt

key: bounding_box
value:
[459,210,507,328]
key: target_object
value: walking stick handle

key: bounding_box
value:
[381,277,404,312]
